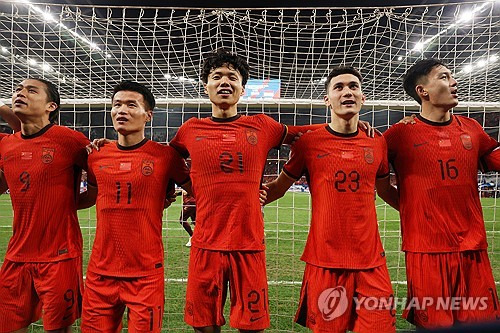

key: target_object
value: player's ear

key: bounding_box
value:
[203,83,208,95]
[240,86,245,97]
[361,93,366,105]
[323,94,331,107]
[146,110,153,122]
[46,101,57,112]
[416,85,428,100]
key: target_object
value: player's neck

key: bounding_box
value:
[21,118,51,136]
[118,132,146,147]
[420,105,451,123]
[329,114,359,134]
[211,104,238,119]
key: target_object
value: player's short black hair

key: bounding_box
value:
[28,77,60,123]
[403,58,448,105]
[201,48,250,86]
[111,81,156,110]
[324,66,363,92]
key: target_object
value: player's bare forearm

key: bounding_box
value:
[78,183,97,209]
[482,148,500,172]
[0,170,8,195]
[264,171,295,205]
[0,104,21,132]
[180,180,193,197]
[375,176,399,211]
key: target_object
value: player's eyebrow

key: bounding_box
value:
[15,84,40,90]
[112,98,139,104]
[333,81,359,87]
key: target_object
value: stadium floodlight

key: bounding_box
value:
[490,55,498,63]
[477,59,487,67]
[105,53,112,58]
[178,76,186,81]
[41,62,52,72]
[459,10,475,23]
[41,12,56,23]
[412,41,425,52]
[164,74,172,79]
[27,58,37,66]
[463,64,473,73]
[397,56,403,61]
[1,46,7,53]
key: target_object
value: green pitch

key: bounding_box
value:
[0,193,498,332]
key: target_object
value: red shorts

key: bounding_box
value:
[404,250,500,328]
[184,247,270,330]
[181,205,196,223]
[294,263,396,333]
[81,270,164,333]
[0,257,83,332]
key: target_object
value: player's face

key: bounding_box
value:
[204,65,245,109]
[418,65,458,109]
[12,79,57,120]
[324,74,366,118]
[111,90,152,135]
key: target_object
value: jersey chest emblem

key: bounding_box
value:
[142,160,154,176]
[246,129,258,145]
[363,147,374,164]
[460,134,472,150]
[42,147,55,164]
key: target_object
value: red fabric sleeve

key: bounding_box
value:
[282,139,306,180]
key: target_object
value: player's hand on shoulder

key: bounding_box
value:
[259,184,269,206]
[397,114,417,125]
[86,138,114,154]
[358,120,381,138]
[291,130,312,145]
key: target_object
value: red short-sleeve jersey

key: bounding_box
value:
[283,125,389,269]
[86,139,189,277]
[0,124,89,262]
[170,114,286,251]
[384,114,499,253]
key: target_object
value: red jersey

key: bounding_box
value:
[0,124,89,262]
[283,126,389,269]
[384,114,499,253]
[170,114,287,251]
[0,133,9,141]
[86,139,189,277]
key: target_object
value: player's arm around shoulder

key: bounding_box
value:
[375,135,399,211]
[263,171,296,205]
[0,169,7,195]
[0,102,21,132]
[77,150,99,209]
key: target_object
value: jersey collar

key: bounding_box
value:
[325,125,359,138]
[21,123,54,140]
[417,114,453,126]
[210,114,241,123]
[117,138,149,151]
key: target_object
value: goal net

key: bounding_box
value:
[0,1,498,331]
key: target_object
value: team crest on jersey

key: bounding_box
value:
[246,129,258,145]
[460,134,472,150]
[142,160,154,176]
[363,147,374,164]
[41,147,55,164]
